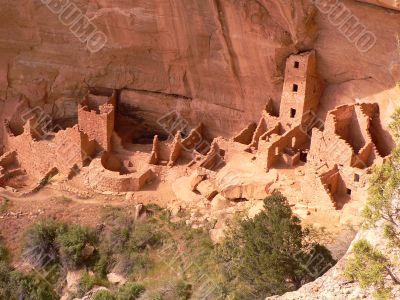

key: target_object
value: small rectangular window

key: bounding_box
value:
[294,61,300,68]
[354,174,360,182]
[293,84,299,92]
[290,108,296,118]
[347,188,352,195]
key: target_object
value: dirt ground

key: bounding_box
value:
[0,187,130,263]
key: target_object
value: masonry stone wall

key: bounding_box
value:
[88,156,154,192]
[233,123,257,145]
[6,121,96,180]
[279,51,322,130]
[78,93,116,152]
[261,125,309,169]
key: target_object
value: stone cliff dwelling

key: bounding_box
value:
[0,50,395,229]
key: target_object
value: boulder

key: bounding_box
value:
[216,164,278,200]
[190,169,207,191]
[125,192,134,201]
[107,272,127,285]
[82,244,94,259]
[210,195,230,210]
[196,180,218,200]
[209,228,225,244]
[170,203,182,216]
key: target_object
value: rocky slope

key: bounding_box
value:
[1,0,400,145]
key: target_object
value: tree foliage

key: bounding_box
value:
[344,239,392,300]
[363,108,400,244]
[215,192,335,298]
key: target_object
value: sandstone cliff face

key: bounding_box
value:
[357,0,400,11]
[1,0,399,148]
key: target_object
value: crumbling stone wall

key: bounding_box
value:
[78,93,116,152]
[308,127,354,169]
[6,121,96,180]
[233,123,257,145]
[308,103,393,171]
[168,132,183,166]
[259,125,309,170]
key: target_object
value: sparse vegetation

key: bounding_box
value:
[115,282,145,300]
[8,270,55,300]
[0,197,9,214]
[89,283,145,300]
[92,289,115,300]
[22,219,96,270]
[0,237,9,263]
[56,224,96,269]
[0,237,56,300]
[76,272,108,297]
[22,219,65,267]
[174,280,192,300]
[12,196,334,299]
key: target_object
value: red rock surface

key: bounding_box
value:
[1,0,399,146]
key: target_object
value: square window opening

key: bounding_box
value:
[293,84,299,92]
[294,61,300,68]
[354,174,360,182]
[290,108,296,118]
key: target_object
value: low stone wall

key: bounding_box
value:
[87,157,154,192]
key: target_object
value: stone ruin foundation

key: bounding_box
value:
[0,50,395,240]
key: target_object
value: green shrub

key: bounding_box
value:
[94,253,111,278]
[23,219,98,272]
[56,224,96,269]
[76,272,107,297]
[115,282,145,300]
[151,294,163,300]
[113,252,153,278]
[9,270,55,300]
[344,239,391,300]
[22,219,65,268]
[0,238,9,263]
[0,261,12,299]
[92,289,115,300]
[100,207,134,254]
[129,223,164,252]
[0,197,9,213]
[389,107,400,142]
[215,192,335,298]
[174,280,192,300]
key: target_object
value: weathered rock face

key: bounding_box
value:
[2,0,399,149]
[357,0,400,10]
